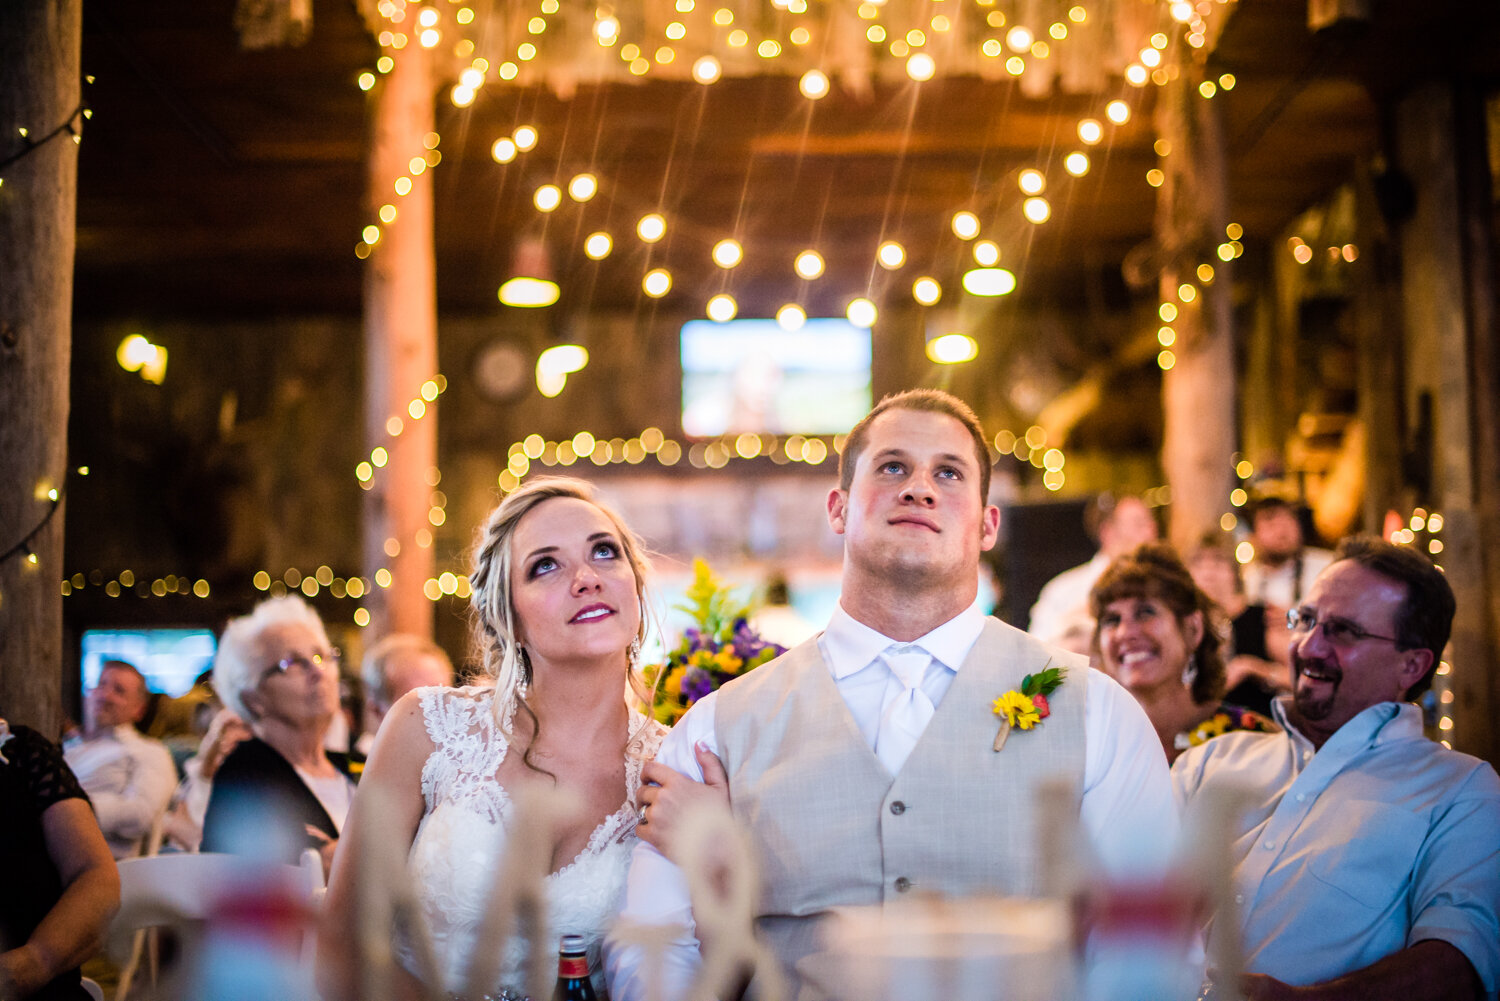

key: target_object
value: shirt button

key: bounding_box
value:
[890,801,906,815]
[1234,894,1244,904]
[1296,793,1307,802]
[895,876,912,893]
[1263,840,1276,850]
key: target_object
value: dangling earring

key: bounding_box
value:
[1181,652,1199,691]
[627,637,642,673]
[516,645,533,692]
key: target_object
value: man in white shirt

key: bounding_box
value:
[1240,496,1334,612]
[1174,537,1499,1001]
[65,660,178,858]
[1026,493,1159,647]
[607,390,1173,1001]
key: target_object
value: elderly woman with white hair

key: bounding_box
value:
[200,596,355,875]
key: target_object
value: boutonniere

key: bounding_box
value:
[992,663,1066,752]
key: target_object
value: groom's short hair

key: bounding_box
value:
[838,389,992,503]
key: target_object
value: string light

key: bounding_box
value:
[494,426,852,495]
[0,91,90,181]
[356,0,1243,326]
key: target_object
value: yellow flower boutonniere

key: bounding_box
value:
[992,663,1066,752]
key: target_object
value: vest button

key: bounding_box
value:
[894,876,912,893]
[890,801,906,815]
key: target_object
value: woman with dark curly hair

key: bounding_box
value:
[1090,543,1275,764]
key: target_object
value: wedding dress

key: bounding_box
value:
[398,685,665,998]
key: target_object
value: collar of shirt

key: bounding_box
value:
[79,724,137,745]
[820,602,987,680]
[1270,696,1414,759]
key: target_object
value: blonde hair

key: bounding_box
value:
[468,477,654,767]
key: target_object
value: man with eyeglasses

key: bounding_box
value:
[1174,536,1499,1001]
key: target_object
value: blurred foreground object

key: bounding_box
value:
[804,897,1075,1001]
[107,850,323,1001]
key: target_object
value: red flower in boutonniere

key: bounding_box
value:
[992,664,1066,751]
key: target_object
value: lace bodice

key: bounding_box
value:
[400,685,665,998]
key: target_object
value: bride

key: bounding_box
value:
[320,477,666,1000]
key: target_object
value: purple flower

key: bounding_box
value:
[681,666,715,704]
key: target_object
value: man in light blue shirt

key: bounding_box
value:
[1174,536,1500,1001]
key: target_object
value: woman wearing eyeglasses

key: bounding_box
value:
[201,596,356,876]
[1091,543,1277,765]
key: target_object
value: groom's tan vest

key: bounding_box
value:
[714,617,1088,995]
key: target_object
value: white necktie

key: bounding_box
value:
[874,647,935,775]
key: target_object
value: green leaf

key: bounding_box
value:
[1028,665,1066,696]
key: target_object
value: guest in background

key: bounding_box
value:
[355,634,454,758]
[201,596,355,876]
[1186,536,1291,717]
[140,674,217,761]
[1028,493,1159,647]
[63,661,178,859]
[1241,496,1334,613]
[0,717,120,1001]
[1176,537,1499,1000]
[161,707,252,852]
[1092,543,1275,764]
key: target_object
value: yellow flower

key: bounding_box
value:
[663,666,685,696]
[1190,713,1230,745]
[993,690,1041,730]
[712,648,744,674]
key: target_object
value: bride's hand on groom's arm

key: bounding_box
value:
[635,742,730,861]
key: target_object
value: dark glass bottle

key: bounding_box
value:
[552,934,597,1001]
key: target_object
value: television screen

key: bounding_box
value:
[681,318,872,437]
[81,628,218,698]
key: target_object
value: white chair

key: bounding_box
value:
[108,850,325,997]
[114,811,169,1001]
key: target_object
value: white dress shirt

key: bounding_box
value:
[65,723,178,858]
[1241,547,1335,611]
[1027,551,1111,644]
[606,603,1174,1001]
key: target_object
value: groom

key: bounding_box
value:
[607,389,1172,1000]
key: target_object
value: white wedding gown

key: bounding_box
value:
[398,685,665,999]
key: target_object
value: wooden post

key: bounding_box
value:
[1155,70,1235,552]
[1392,82,1497,763]
[1351,161,1406,530]
[0,0,81,735]
[1454,87,1500,769]
[363,44,438,640]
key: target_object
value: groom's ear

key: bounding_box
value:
[827,487,849,535]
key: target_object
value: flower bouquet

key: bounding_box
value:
[646,559,787,725]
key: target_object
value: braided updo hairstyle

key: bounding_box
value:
[1089,542,1228,706]
[468,477,654,764]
